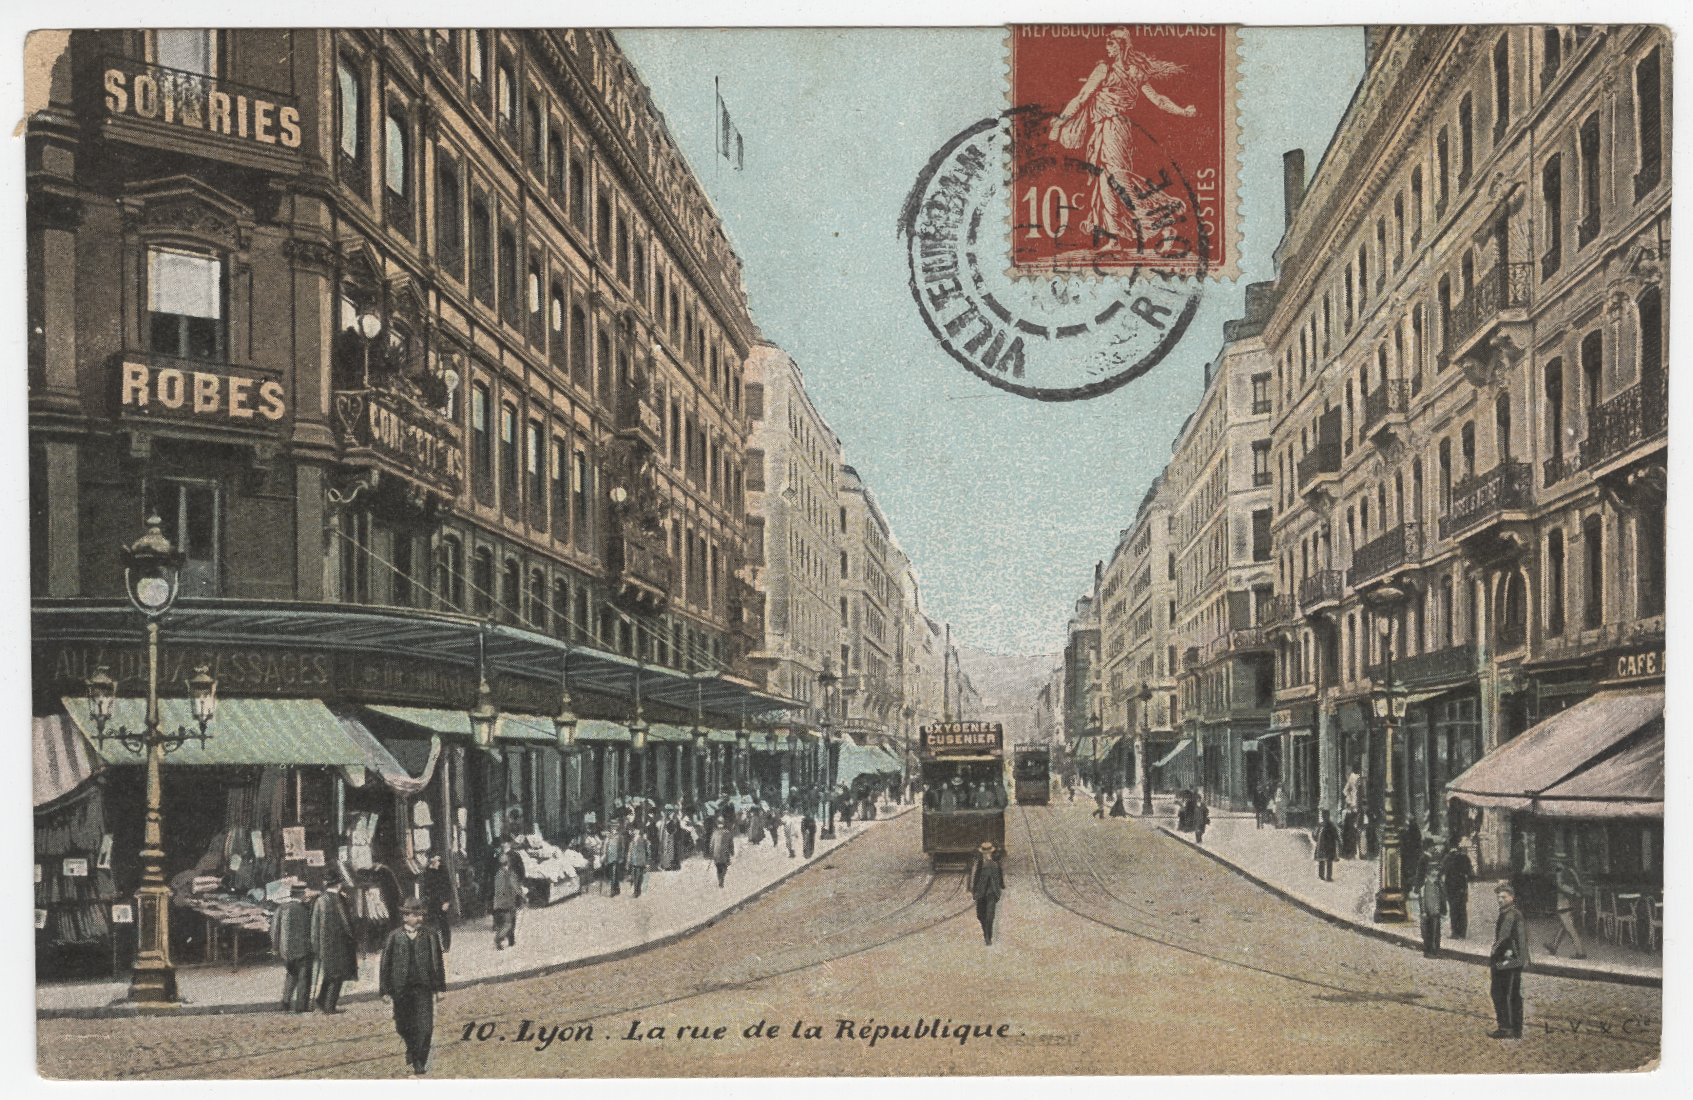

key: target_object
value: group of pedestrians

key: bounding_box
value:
[267,872,447,1074]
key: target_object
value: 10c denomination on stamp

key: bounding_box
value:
[1010,24,1242,280]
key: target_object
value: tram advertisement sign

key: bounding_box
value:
[920,721,1003,754]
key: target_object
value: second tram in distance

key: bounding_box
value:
[1012,742,1052,805]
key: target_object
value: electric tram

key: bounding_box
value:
[1012,742,1052,805]
[919,721,1006,861]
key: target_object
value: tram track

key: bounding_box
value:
[93,832,974,1080]
[1018,805,1658,1049]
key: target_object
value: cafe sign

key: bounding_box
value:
[1601,647,1664,684]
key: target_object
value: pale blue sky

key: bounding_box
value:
[619,27,1365,655]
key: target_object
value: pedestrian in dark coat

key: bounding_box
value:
[1413,847,1445,958]
[380,897,447,1074]
[604,821,628,896]
[968,841,1005,946]
[491,850,523,949]
[1403,816,1424,881]
[1093,787,1107,819]
[1441,840,1474,939]
[1192,795,1210,845]
[801,812,817,859]
[419,854,454,952]
[1488,882,1529,1039]
[1251,782,1270,829]
[710,813,736,887]
[311,881,360,1013]
[627,824,652,897]
[1311,810,1340,881]
[269,883,313,1013]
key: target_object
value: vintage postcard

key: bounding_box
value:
[25,15,1671,1083]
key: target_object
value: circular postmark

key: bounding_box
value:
[898,113,1208,401]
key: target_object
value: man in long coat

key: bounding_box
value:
[1311,810,1340,881]
[969,841,1005,946]
[710,811,736,887]
[311,881,360,1013]
[1488,882,1529,1039]
[380,896,447,1074]
[1441,839,1474,939]
[419,854,455,952]
[269,883,313,1013]
[1413,845,1445,957]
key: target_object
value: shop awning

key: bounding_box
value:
[59,696,367,768]
[837,741,901,787]
[1154,739,1193,769]
[1448,690,1664,818]
[1071,736,1095,758]
[1097,735,1124,759]
[332,709,440,795]
[34,713,103,808]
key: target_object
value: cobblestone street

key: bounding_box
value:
[38,804,1660,1079]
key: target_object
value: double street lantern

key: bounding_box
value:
[1366,585,1411,924]
[84,514,219,1008]
[469,628,500,748]
[553,649,578,750]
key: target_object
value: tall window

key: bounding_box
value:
[1547,529,1566,636]
[1542,27,1562,85]
[547,128,565,202]
[155,30,217,75]
[1439,437,1452,511]
[549,281,567,368]
[1410,307,1424,394]
[616,215,631,283]
[551,577,570,639]
[1409,167,1424,242]
[527,258,544,344]
[1499,569,1527,649]
[1457,93,1473,189]
[471,547,494,616]
[436,159,463,277]
[1544,359,1565,467]
[1578,112,1601,246]
[550,434,568,541]
[596,330,612,404]
[337,56,366,196]
[1635,46,1663,199]
[1495,393,1512,464]
[1492,34,1511,140]
[1436,127,1450,210]
[501,559,521,624]
[471,382,493,504]
[1541,154,1562,279]
[529,569,548,632]
[527,421,546,530]
[498,227,519,325]
[597,193,613,259]
[526,98,544,174]
[1461,421,1476,481]
[468,31,488,109]
[1581,330,1603,417]
[496,57,516,135]
[470,198,494,305]
[1440,575,1455,648]
[147,248,224,360]
[385,107,412,238]
[572,450,590,550]
[570,305,589,390]
[144,478,220,597]
[569,158,587,232]
[1583,514,1604,629]
[500,402,520,517]
[1639,501,1665,618]
[438,536,464,611]
[1639,286,1663,384]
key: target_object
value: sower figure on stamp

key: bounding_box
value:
[380,896,447,1075]
[969,841,1005,946]
[1488,882,1529,1039]
[269,882,313,1014]
[1047,28,1195,254]
[311,879,359,1013]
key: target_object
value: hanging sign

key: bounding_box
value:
[62,858,89,878]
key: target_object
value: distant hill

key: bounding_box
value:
[954,645,1062,745]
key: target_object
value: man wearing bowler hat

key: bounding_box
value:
[380,896,447,1074]
[969,840,1005,946]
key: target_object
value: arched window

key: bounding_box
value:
[526,258,543,343]
[337,55,365,194]
[525,98,544,173]
[549,281,566,367]
[597,193,613,258]
[385,109,407,197]
[1498,569,1528,650]
[1546,529,1565,637]
[470,198,494,304]
[1495,392,1512,464]
[502,558,522,624]
[569,158,586,231]
[498,227,519,324]
[500,402,520,518]
[570,304,588,390]
[529,568,548,631]
[547,128,564,201]
[437,536,464,612]
[436,159,463,276]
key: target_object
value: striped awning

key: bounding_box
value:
[33,713,103,807]
[60,696,366,768]
[332,710,440,794]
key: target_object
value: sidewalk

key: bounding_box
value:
[1158,811,1660,988]
[37,803,914,1019]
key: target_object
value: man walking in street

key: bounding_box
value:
[711,810,736,887]
[801,809,817,859]
[1192,793,1210,845]
[380,896,447,1075]
[1311,810,1340,881]
[1441,838,1474,939]
[491,849,523,949]
[1092,785,1106,818]
[311,879,360,1013]
[628,819,652,898]
[1413,844,1445,958]
[604,818,628,897]
[782,803,799,858]
[1488,882,1528,1039]
[969,840,1005,946]
[269,882,313,1013]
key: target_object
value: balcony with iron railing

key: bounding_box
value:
[1364,643,1478,689]
[1347,522,1422,588]
[609,525,673,609]
[1542,449,1585,488]
[1263,594,1297,626]
[1297,570,1344,613]
[1362,380,1411,442]
[332,381,465,497]
[1581,371,1668,473]
[1438,462,1532,541]
[1443,262,1532,365]
[1200,627,1271,665]
[1296,441,1342,491]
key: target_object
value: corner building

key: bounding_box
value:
[29,28,779,978]
[1262,26,1667,874]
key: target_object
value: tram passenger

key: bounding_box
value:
[938,781,958,813]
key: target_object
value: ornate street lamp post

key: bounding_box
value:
[469,626,500,748]
[552,648,578,750]
[84,514,218,1008]
[818,659,839,840]
[629,662,649,800]
[1367,585,1410,924]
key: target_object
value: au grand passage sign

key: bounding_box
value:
[39,642,557,713]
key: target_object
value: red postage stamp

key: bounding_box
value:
[1009,25,1242,279]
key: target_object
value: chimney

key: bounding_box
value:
[1283,149,1307,229]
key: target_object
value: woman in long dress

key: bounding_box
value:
[1048,29,1196,252]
